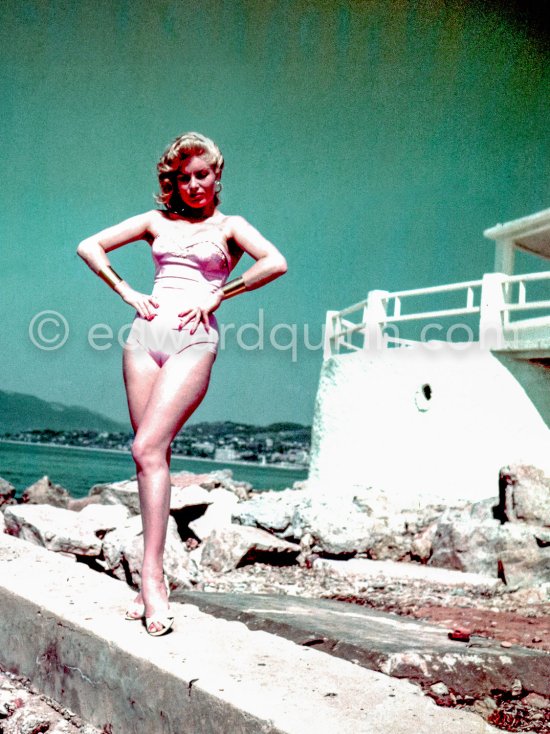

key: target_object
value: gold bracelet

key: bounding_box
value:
[221,276,247,299]
[98,265,123,290]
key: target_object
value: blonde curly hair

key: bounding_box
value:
[155,132,224,211]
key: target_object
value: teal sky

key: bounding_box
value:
[1,0,548,427]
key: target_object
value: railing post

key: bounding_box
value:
[363,290,389,351]
[493,238,515,275]
[323,310,340,359]
[480,273,506,349]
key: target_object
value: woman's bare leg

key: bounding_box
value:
[122,344,162,615]
[123,344,216,632]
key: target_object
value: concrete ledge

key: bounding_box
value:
[174,592,549,700]
[0,534,499,733]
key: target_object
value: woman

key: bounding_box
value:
[77,132,287,636]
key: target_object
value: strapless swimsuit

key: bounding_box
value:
[125,233,230,366]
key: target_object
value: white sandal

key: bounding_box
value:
[145,610,174,636]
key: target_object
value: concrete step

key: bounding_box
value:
[0,533,499,733]
[174,591,549,700]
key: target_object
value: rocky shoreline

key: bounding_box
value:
[0,464,548,733]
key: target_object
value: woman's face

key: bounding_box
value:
[176,155,219,210]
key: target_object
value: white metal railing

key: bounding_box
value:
[324,271,550,358]
[386,279,482,321]
[500,272,550,329]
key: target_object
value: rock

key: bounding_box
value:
[3,505,101,555]
[217,476,253,501]
[510,678,523,697]
[170,483,213,510]
[232,488,308,539]
[21,475,71,508]
[171,469,252,500]
[171,468,225,489]
[66,495,103,512]
[1,696,95,733]
[194,468,233,489]
[90,477,221,516]
[2,704,53,734]
[101,514,141,579]
[410,522,438,562]
[429,505,550,586]
[101,514,198,589]
[3,503,130,556]
[430,682,449,696]
[0,671,101,733]
[0,477,16,507]
[313,557,501,589]
[534,528,550,546]
[74,504,131,536]
[0,683,30,718]
[89,479,141,515]
[291,493,414,557]
[188,543,204,569]
[0,511,5,534]
[188,488,239,540]
[523,692,550,709]
[200,525,300,573]
[234,486,446,560]
[499,464,550,527]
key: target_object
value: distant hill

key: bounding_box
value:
[0,390,128,433]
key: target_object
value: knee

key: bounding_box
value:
[131,435,166,471]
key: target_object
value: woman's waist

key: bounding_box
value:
[133,306,218,329]
[153,274,223,291]
[152,280,218,299]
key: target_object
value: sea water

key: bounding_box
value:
[0,441,308,499]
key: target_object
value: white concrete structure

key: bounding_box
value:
[310,209,550,505]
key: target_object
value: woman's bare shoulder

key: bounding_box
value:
[146,209,174,238]
[220,213,254,242]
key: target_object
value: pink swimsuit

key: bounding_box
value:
[125,232,231,366]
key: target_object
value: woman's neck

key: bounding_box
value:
[170,201,217,221]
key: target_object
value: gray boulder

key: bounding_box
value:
[2,503,129,556]
[89,479,141,515]
[499,464,550,527]
[0,477,16,507]
[290,488,445,559]
[429,504,550,587]
[171,468,252,500]
[21,476,71,508]
[170,483,213,510]
[200,525,300,573]
[232,487,309,539]
[101,514,198,589]
[89,477,216,516]
[189,487,239,540]
[75,504,132,537]
[233,485,445,560]
[67,494,103,511]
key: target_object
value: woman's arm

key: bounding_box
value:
[225,215,287,294]
[76,211,159,320]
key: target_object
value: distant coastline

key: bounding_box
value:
[0,439,307,473]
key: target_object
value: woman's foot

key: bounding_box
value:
[142,572,173,635]
[124,592,145,621]
[125,574,170,623]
